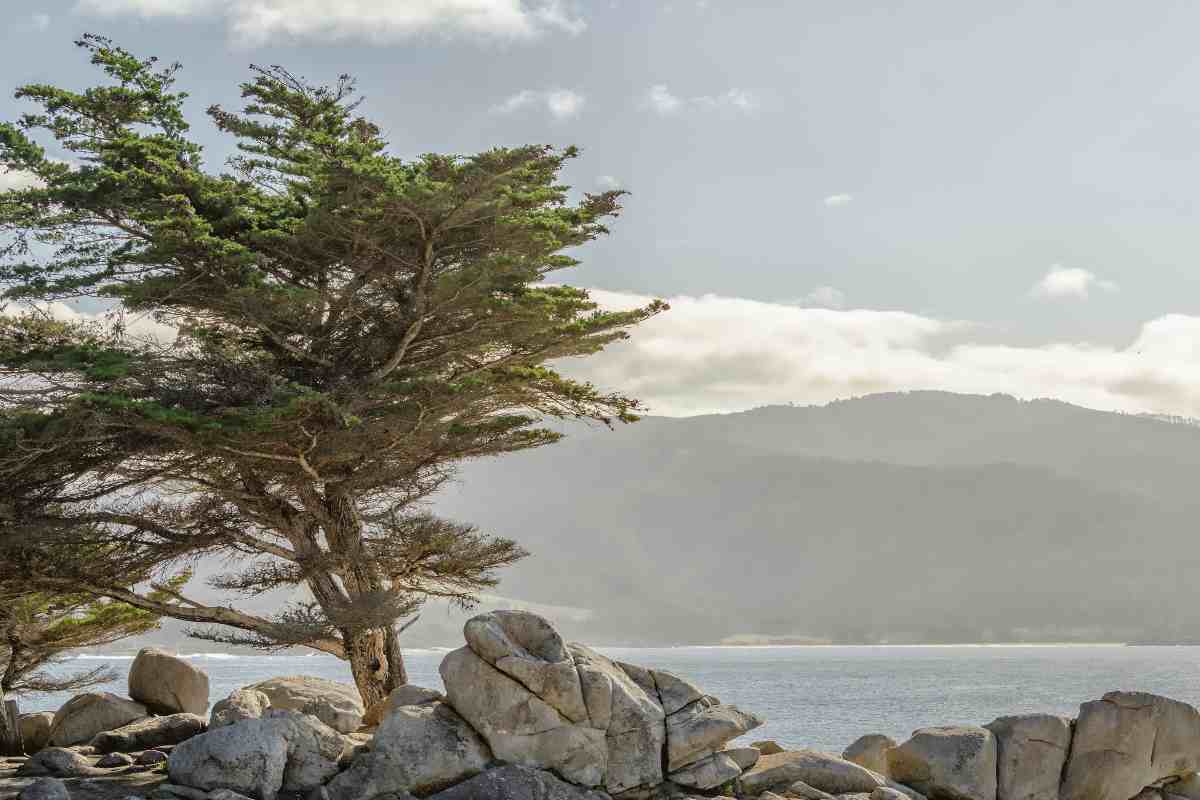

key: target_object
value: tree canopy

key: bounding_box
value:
[0,36,663,704]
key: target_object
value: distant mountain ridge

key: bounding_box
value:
[123,392,1200,651]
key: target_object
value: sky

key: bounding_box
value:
[5,1,1200,417]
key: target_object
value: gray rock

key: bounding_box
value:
[1061,691,1200,800]
[319,700,491,799]
[167,710,343,800]
[668,751,742,790]
[18,713,54,754]
[649,670,705,716]
[428,765,612,800]
[738,750,885,796]
[723,746,761,770]
[209,791,257,800]
[18,777,69,800]
[96,752,134,768]
[136,749,169,765]
[128,649,210,716]
[361,684,445,728]
[985,714,1072,800]
[249,676,364,734]
[787,781,838,800]
[887,726,996,800]
[18,747,106,778]
[843,735,897,777]
[91,714,207,754]
[874,789,916,800]
[753,740,786,755]
[1166,774,1200,800]
[665,696,762,771]
[209,689,270,730]
[48,693,148,747]
[155,784,210,799]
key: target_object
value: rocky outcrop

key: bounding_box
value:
[210,688,271,729]
[319,699,491,799]
[18,713,53,754]
[439,610,761,796]
[17,777,68,800]
[984,714,1071,800]
[128,648,210,716]
[427,764,611,800]
[887,726,997,800]
[47,693,148,747]
[844,734,896,776]
[167,710,344,800]
[668,750,742,790]
[1061,691,1200,800]
[248,676,364,734]
[89,712,207,754]
[738,750,887,796]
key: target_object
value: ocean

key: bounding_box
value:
[21,644,1200,755]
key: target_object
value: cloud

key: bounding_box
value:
[75,0,586,44]
[1031,265,1118,299]
[493,88,585,119]
[823,193,853,207]
[562,289,1200,419]
[597,175,622,190]
[793,286,846,309]
[10,302,177,344]
[642,84,758,115]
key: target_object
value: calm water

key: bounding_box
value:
[21,645,1200,755]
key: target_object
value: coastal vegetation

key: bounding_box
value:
[0,36,662,707]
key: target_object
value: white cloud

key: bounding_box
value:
[794,286,846,309]
[642,84,761,115]
[0,169,43,192]
[12,302,177,345]
[824,193,853,207]
[493,88,585,119]
[75,0,585,44]
[563,289,1200,419]
[597,175,622,190]
[1031,265,1118,299]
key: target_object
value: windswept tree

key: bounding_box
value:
[0,37,663,705]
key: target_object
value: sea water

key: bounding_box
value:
[22,644,1200,755]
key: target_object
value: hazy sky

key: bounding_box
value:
[5,1,1200,416]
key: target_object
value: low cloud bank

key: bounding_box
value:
[571,288,1200,418]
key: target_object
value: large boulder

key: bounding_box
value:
[18,713,54,754]
[210,688,271,729]
[428,765,611,800]
[248,676,364,734]
[167,710,344,800]
[17,747,106,778]
[1061,691,1200,800]
[665,695,762,771]
[739,750,886,796]
[128,648,210,716]
[89,712,207,754]
[887,726,997,800]
[319,700,491,799]
[361,684,444,728]
[47,692,147,747]
[844,735,897,776]
[17,778,69,800]
[668,750,742,790]
[984,714,1072,800]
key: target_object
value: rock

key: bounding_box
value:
[18,713,54,754]
[668,751,742,790]
[210,688,270,729]
[18,777,69,800]
[209,791,257,800]
[96,752,134,768]
[844,735,897,777]
[137,749,169,765]
[167,710,344,800]
[440,643,607,789]
[649,670,706,716]
[248,676,364,734]
[739,750,885,796]
[155,784,210,799]
[128,649,210,716]
[873,789,916,800]
[319,700,491,799]
[754,740,786,755]
[723,746,760,770]
[887,726,996,800]
[361,684,445,728]
[786,781,838,800]
[91,714,207,754]
[18,747,106,778]
[1061,691,1200,800]
[984,714,1072,800]
[427,765,612,800]
[665,695,762,770]
[1166,774,1200,800]
[48,692,148,747]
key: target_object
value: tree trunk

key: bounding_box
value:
[0,696,22,757]
[345,627,408,709]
